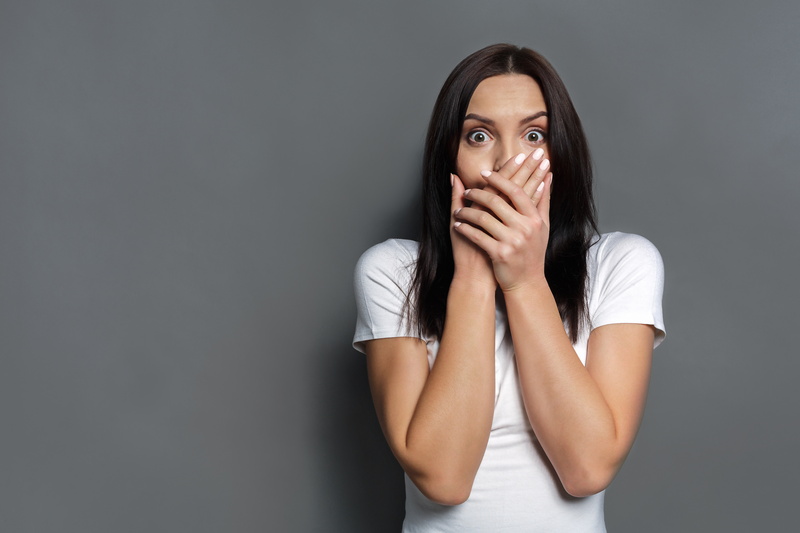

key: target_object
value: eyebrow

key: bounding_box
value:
[463,111,548,126]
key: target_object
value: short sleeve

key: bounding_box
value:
[590,233,666,347]
[353,239,420,354]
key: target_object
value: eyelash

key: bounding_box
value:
[465,128,547,145]
[525,129,547,143]
[466,130,491,144]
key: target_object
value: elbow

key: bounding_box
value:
[560,465,617,498]
[418,482,472,506]
[410,471,473,506]
[396,441,480,505]
[562,477,609,498]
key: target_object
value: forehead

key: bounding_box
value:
[466,74,546,115]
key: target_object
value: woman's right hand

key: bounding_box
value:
[450,173,496,288]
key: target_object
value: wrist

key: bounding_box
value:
[499,274,550,297]
[450,273,497,295]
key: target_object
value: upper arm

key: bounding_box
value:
[591,233,666,345]
[585,323,655,455]
[365,337,430,462]
[584,233,664,454]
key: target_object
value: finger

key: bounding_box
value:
[510,148,546,189]
[538,173,553,225]
[530,171,551,207]
[453,220,499,256]
[451,173,466,214]
[491,151,529,184]
[521,155,550,198]
[479,149,547,205]
[468,180,500,211]
[461,187,520,225]
[454,205,511,241]
[480,170,537,217]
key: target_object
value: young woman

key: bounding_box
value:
[353,44,665,532]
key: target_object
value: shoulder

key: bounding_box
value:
[353,240,421,351]
[354,239,419,295]
[589,232,663,274]
[356,239,419,269]
[355,239,419,278]
[587,232,666,345]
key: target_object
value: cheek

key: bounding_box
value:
[455,151,489,189]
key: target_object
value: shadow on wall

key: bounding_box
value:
[316,341,406,531]
[314,190,421,531]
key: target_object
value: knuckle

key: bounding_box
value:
[489,196,505,210]
[509,183,523,197]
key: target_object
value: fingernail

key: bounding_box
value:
[464,189,472,196]
[454,222,462,228]
[533,148,544,160]
[536,181,545,192]
[539,159,550,171]
[450,173,454,186]
[454,208,462,216]
[514,153,526,165]
[480,170,492,178]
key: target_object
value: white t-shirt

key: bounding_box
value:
[353,232,665,532]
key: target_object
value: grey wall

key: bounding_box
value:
[2,0,798,531]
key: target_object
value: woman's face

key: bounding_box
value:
[455,74,549,189]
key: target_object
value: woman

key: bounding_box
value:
[353,44,665,532]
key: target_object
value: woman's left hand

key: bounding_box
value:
[453,155,553,292]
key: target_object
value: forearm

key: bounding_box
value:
[403,278,496,501]
[445,150,656,496]
[503,279,620,495]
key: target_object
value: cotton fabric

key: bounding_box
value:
[353,232,665,532]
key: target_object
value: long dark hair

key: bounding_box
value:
[408,44,598,343]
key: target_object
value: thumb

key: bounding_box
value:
[450,173,465,213]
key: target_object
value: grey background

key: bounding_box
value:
[2,0,798,531]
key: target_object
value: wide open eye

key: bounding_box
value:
[467,131,490,144]
[525,130,546,143]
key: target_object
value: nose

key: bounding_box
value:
[493,140,527,171]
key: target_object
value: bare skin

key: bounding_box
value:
[365,74,655,503]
